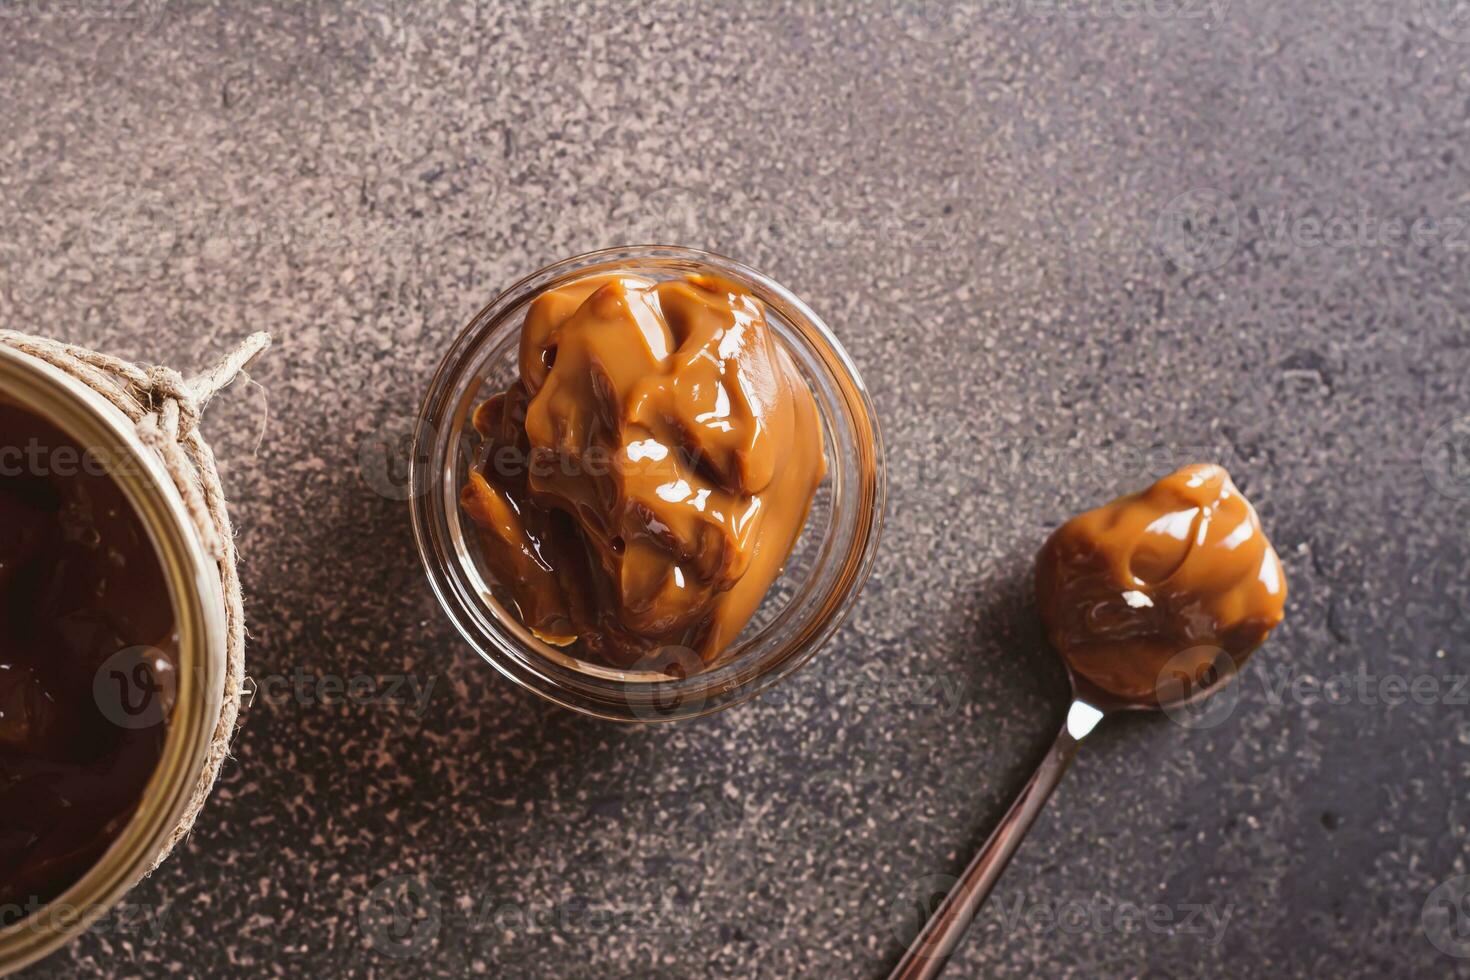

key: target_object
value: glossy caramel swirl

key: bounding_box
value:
[461,273,827,668]
[1036,464,1287,704]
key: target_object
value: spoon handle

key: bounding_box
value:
[887,701,1105,980]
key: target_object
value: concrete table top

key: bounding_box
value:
[2,1,1467,976]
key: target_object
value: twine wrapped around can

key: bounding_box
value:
[0,328,270,864]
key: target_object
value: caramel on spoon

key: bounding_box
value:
[890,464,1287,980]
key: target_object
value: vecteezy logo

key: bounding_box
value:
[1155,188,1240,273]
[887,873,961,958]
[1422,415,1470,500]
[0,0,169,29]
[116,0,172,31]
[624,645,706,721]
[360,874,441,959]
[1422,875,1470,959]
[894,1,1008,46]
[1422,0,1470,43]
[901,193,966,252]
[93,647,177,729]
[1156,645,1241,730]
[359,414,432,501]
[84,190,180,268]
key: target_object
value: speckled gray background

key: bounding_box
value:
[3,0,1469,977]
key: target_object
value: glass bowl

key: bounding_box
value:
[409,246,885,722]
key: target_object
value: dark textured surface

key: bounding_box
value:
[3,1,1469,977]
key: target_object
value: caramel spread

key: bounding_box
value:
[461,273,827,668]
[0,403,176,913]
[1036,464,1287,704]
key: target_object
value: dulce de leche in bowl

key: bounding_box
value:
[411,247,884,721]
[460,272,827,669]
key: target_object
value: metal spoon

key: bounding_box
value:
[886,652,1237,980]
[889,463,1284,978]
